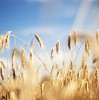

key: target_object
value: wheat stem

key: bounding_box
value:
[74,41,84,65]
[25,33,34,50]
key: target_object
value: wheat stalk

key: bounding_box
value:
[30,40,34,61]
[85,38,90,55]
[21,49,26,68]
[51,48,54,59]
[5,32,10,48]
[0,68,4,80]
[96,30,99,45]
[0,61,6,69]
[0,35,5,52]
[56,40,60,54]
[68,34,71,50]
[12,48,16,67]
[35,34,44,48]
[73,28,77,45]
[12,67,16,79]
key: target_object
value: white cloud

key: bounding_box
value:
[19,26,58,35]
[72,0,99,33]
[72,0,93,29]
[37,0,79,25]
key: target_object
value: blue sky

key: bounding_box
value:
[0,0,99,51]
[0,0,99,76]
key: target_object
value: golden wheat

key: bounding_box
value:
[5,32,10,48]
[85,38,90,55]
[73,28,77,45]
[35,34,44,48]
[0,31,99,100]
[0,35,5,52]
[68,34,71,50]
[56,40,60,54]
[30,40,34,61]
[21,49,26,68]
[96,30,99,45]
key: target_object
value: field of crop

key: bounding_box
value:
[0,30,99,100]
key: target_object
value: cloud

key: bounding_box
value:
[37,0,79,25]
[17,25,69,49]
[19,26,57,35]
[72,0,99,33]
[23,0,99,34]
[72,0,93,29]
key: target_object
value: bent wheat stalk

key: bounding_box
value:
[35,34,44,49]
[68,34,71,50]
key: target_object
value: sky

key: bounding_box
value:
[0,0,99,51]
[0,0,99,79]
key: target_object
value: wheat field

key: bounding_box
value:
[0,30,99,100]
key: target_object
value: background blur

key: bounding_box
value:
[0,0,99,51]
